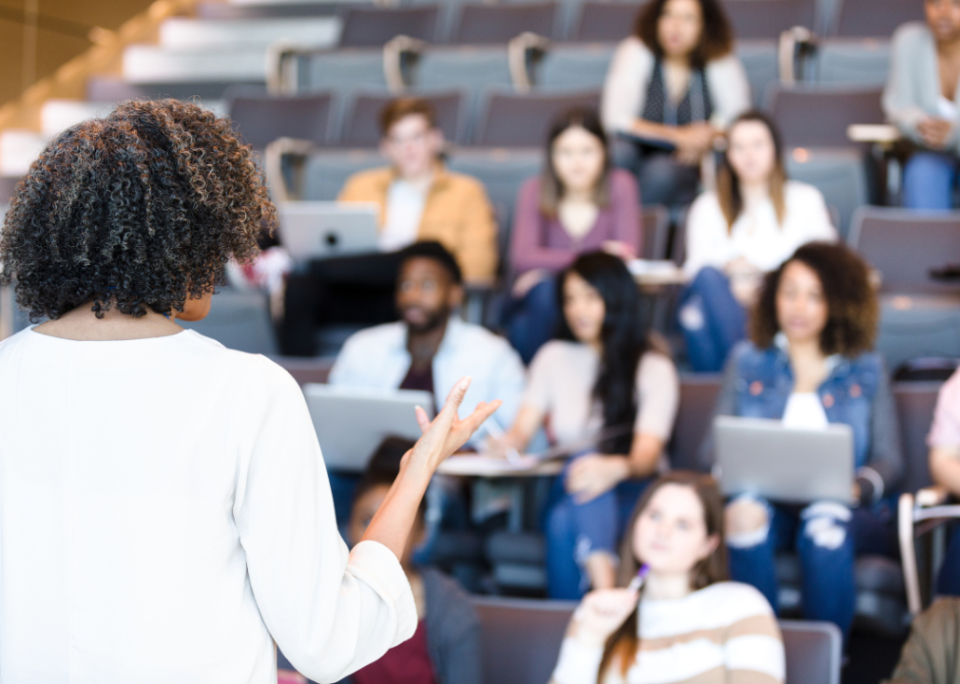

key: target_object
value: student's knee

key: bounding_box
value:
[725,498,769,547]
[801,501,852,551]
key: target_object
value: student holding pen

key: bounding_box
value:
[489,251,680,599]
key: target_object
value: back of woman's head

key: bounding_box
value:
[557,252,649,453]
[716,110,787,230]
[539,107,611,217]
[0,99,274,321]
[599,471,728,681]
[633,0,734,67]
[750,241,878,357]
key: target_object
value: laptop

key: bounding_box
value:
[303,384,435,472]
[277,201,379,262]
[713,416,855,505]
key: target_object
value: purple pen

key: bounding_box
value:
[627,564,650,591]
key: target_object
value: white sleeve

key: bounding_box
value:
[682,193,727,277]
[882,24,929,144]
[707,55,752,127]
[803,186,839,243]
[486,343,527,434]
[234,360,417,683]
[602,39,652,133]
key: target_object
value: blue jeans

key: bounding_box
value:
[678,267,747,373]
[544,458,650,599]
[937,524,960,596]
[504,276,559,365]
[903,152,959,210]
[727,498,893,638]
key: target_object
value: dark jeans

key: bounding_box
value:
[543,456,650,599]
[610,138,700,207]
[279,251,404,356]
[727,498,894,638]
[938,524,960,596]
[502,277,559,365]
[678,267,747,372]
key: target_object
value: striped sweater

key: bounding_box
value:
[553,582,784,684]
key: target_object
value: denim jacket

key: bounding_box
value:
[699,340,904,503]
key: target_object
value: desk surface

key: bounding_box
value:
[438,455,565,478]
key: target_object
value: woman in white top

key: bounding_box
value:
[679,111,837,372]
[883,0,960,210]
[601,0,751,206]
[491,251,680,599]
[0,99,499,684]
[550,471,784,684]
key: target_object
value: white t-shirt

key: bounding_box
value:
[682,181,838,277]
[379,179,427,252]
[782,392,829,430]
[0,328,416,684]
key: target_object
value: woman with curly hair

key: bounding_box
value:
[699,242,903,640]
[0,99,498,684]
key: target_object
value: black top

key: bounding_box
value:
[641,59,714,126]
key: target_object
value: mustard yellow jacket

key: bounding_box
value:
[338,165,498,283]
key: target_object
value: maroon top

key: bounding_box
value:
[509,168,642,275]
[352,620,437,684]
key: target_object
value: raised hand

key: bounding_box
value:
[572,589,640,647]
[407,377,501,473]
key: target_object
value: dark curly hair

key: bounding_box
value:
[750,242,878,357]
[633,0,733,68]
[0,99,275,321]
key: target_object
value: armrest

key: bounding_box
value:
[777,26,815,85]
[508,32,550,92]
[383,35,427,93]
[263,137,316,202]
[847,124,901,145]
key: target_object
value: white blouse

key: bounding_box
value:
[0,328,416,684]
[682,180,838,277]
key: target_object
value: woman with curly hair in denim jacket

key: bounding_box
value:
[699,241,904,641]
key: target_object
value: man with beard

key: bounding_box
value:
[330,241,524,437]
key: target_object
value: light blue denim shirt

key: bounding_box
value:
[329,316,526,443]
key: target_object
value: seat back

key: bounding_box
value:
[453,2,558,44]
[785,147,869,241]
[737,40,779,108]
[226,91,332,149]
[302,149,387,201]
[724,0,815,39]
[815,39,891,87]
[536,43,616,91]
[472,597,575,684]
[571,1,642,42]
[340,90,466,147]
[832,0,924,37]
[338,5,440,47]
[779,620,843,684]
[670,374,722,471]
[0,177,18,205]
[475,89,601,147]
[766,85,884,148]
[472,598,842,684]
[177,289,278,356]
[894,381,942,494]
[848,207,960,294]
[641,204,670,261]
[198,1,345,19]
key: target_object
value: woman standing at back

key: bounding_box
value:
[601,0,751,206]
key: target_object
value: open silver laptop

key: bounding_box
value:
[713,416,855,505]
[278,201,379,261]
[303,384,435,472]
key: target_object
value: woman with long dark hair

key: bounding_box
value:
[602,0,750,206]
[679,111,836,372]
[548,472,784,684]
[505,107,642,364]
[0,99,499,683]
[492,251,679,598]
